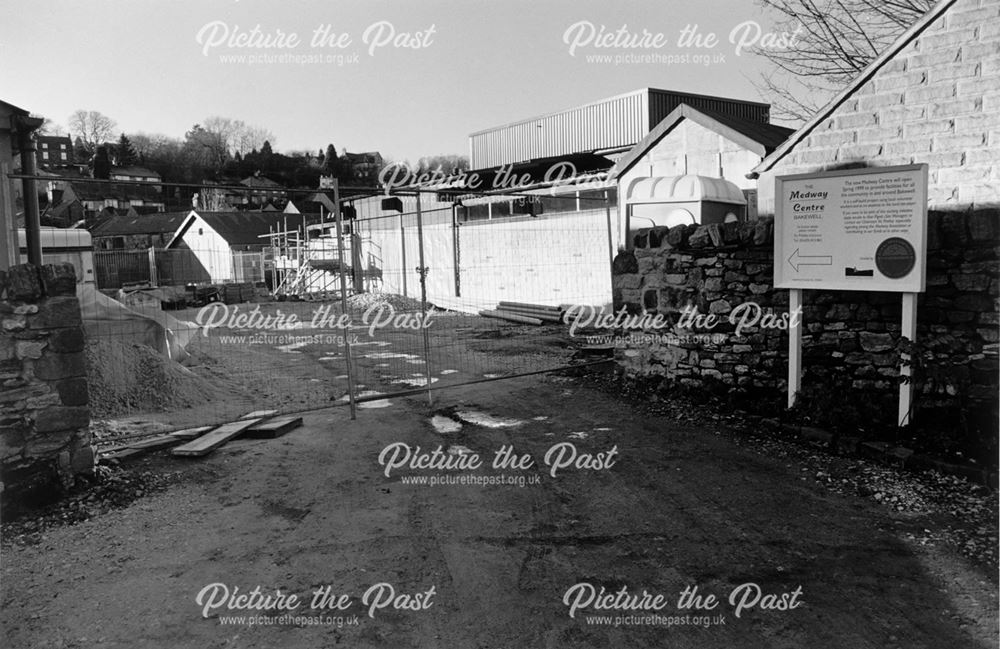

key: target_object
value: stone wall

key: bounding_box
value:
[1,263,94,507]
[613,210,999,426]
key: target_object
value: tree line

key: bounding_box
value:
[46,110,469,190]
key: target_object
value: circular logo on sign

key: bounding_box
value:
[875,237,916,279]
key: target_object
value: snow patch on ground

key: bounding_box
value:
[431,416,462,434]
[392,377,440,388]
[454,410,524,429]
[338,390,392,408]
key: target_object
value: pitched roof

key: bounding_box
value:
[749,0,959,177]
[176,211,288,246]
[0,99,30,116]
[342,151,383,163]
[90,211,190,237]
[111,166,161,178]
[68,181,164,203]
[609,103,795,180]
[37,135,72,145]
[240,175,284,189]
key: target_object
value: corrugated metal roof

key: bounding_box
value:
[469,88,772,168]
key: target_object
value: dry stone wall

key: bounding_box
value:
[612,211,998,425]
[1,263,94,507]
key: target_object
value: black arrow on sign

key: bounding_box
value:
[787,248,833,272]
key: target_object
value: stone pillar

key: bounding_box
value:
[1,262,93,507]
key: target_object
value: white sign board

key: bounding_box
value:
[774,164,928,293]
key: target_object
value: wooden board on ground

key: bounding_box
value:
[241,410,277,419]
[99,447,144,461]
[169,426,215,440]
[172,418,262,457]
[244,415,303,439]
[128,435,185,452]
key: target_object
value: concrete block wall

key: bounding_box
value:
[619,119,761,193]
[1,263,94,507]
[756,0,1000,213]
[613,210,998,423]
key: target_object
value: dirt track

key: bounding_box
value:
[2,367,997,648]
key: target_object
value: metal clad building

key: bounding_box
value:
[469,88,771,168]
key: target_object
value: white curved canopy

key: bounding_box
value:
[625,174,747,205]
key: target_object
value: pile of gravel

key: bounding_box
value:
[84,338,216,419]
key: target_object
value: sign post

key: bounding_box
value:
[774,164,929,426]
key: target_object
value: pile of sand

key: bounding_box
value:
[84,338,218,419]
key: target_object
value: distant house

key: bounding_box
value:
[110,166,162,188]
[90,211,191,249]
[40,197,85,228]
[341,151,384,184]
[64,181,166,222]
[240,174,286,205]
[36,135,73,169]
[91,209,290,284]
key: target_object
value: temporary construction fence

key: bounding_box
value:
[8,173,619,439]
[93,248,266,289]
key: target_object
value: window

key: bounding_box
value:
[42,152,49,160]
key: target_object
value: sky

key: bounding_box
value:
[0,0,794,164]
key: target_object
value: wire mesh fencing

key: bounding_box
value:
[9,173,618,441]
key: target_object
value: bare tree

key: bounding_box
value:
[754,0,934,121]
[201,116,276,156]
[130,132,176,159]
[68,110,117,151]
[196,186,228,211]
[236,124,275,155]
[184,123,229,171]
[36,116,66,136]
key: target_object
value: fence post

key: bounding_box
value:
[399,212,408,297]
[415,192,433,406]
[148,247,158,286]
[333,179,357,420]
[604,190,615,268]
[452,202,461,297]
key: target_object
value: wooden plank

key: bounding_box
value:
[244,416,303,439]
[172,418,262,457]
[127,435,184,452]
[169,426,215,440]
[100,447,144,461]
[241,410,277,419]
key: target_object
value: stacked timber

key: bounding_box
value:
[479,301,566,326]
